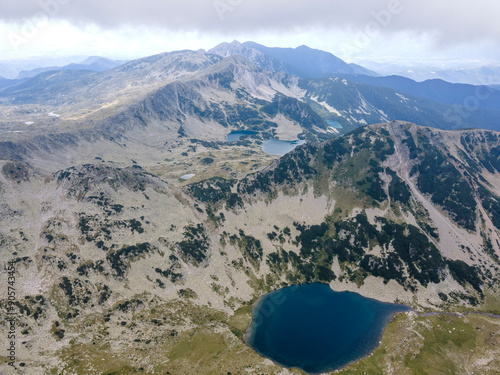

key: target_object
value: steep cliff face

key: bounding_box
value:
[1,121,499,373]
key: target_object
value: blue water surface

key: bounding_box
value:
[246,283,410,374]
[262,139,306,156]
[227,130,258,142]
[327,120,343,129]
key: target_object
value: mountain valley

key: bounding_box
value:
[0,44,499,374]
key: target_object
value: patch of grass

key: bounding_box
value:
[177,288,198,300]
[403,316,476,374]
[480,290,500,314]
[228,305,253,340]
[46,295,500,375]
[169,332,227,361]
[338,313,500,375]
[56,342,141,374]
[165,328,302,375]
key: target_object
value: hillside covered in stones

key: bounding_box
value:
[0,121,499,374]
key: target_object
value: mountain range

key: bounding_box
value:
[1,120,499,373]
[0,76,25,90]
[2,43,500,165]
[209,40,377,78]
[15,56,127,80]
[0,56,127,91]
[334,73,500,112]
[0,42,499,374]
[360,60,500,86]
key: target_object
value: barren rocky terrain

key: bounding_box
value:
[0,50,499,374]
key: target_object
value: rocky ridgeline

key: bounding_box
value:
[0,122,499,373]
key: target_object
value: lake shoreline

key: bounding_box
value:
[246,308,412,374]
[226,130,306,156]
[243,284,500,374]
[242,292,272,347]
[242,283,412,374]
[328,309,410,374]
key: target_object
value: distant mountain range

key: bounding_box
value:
[0,56,89,79]
[360,61,500,86]
[411,65,500,86]
[0,75,27,90]
[208,40,378,78]
[1,42,500,164]
[334,74,500,112]
[0,56,126,90]
[16,56,127,79]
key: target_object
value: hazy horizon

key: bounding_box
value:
[0,0,499,68]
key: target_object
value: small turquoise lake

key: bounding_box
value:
[227,131,306,156]
[262,139,306,156]
[227,130,258,142]
[327,120,343,129]
[246,283,411,374]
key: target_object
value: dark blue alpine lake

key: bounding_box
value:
[246,283,411,374]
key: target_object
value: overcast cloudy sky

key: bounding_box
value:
[1,0,499,67]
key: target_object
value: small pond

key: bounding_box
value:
[262,139,306,156]
[227,130,258,142]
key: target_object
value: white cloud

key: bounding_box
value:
[1,0,499,44]
[0,0,498,64]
